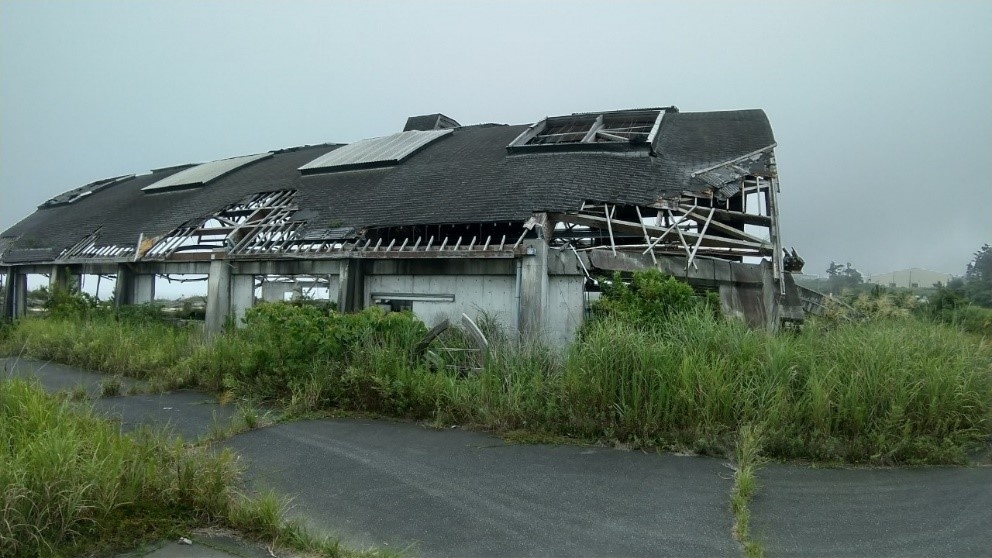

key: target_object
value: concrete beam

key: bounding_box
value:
[517,239,549,341]
[367,258,515,276]
[232,259,342,276]
[205,258,232,338]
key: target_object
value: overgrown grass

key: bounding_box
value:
[0,379,230,556]
[3,281,991,465]
[0,379,372,557]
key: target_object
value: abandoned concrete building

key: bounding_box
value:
[0,106,805,344]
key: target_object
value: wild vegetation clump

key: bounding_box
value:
[0,380,234,556]
[0,380,373,557]
[3,273,991,464]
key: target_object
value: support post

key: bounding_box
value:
[2,268,25,320]
[337,259,365,312]
[13,273,26,318]
[114,265,134,306]
[205,256,231,338]
[50,265,81,293]
[114,265,154,305]
[230,275,254,328]
[517,239,548,341]
[132,274,155,305]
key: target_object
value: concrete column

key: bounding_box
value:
[230,274,255,327]
[113,265,154,305]
[337,259,365,312]
[2,268,18,320]
[114,265,134,306]
[13,273,27,318]
[132,274,155,305]
[517,239,549,341]
[205,257,232,337]
[50,265,81,292]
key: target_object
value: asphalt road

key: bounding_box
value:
[751,463,992,557]
[225,419,737,557]
[5,357,992,557]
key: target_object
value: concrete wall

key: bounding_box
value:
[365,274,517,333]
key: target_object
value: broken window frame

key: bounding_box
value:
[507,109,665,152]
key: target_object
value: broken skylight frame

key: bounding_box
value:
[507,108,665,152]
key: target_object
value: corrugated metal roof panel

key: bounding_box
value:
[299,129,452,174]
[142,153,272,192]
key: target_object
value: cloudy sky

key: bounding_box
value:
[1,1,990,280]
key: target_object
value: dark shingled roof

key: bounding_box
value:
[0,109,774,263]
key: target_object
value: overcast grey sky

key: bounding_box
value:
[1,1,990,278]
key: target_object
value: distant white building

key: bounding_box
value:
[867,268,954,289]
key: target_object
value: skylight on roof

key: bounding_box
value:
[508,108,666,152]
[142,152,272,192]
[298,129,452,174]
[40,174,135,208]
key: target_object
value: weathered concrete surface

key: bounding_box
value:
[751,463,992,557]
[224,419,738,558]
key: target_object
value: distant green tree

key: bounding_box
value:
[964,244,992,307]
[826,261,864,294]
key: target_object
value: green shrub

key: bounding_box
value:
[184,303,428,402]
[593,269,701,325]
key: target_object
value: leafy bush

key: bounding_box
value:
[186,303,428,402]
[592,269,714,327]
[44,288,98,320]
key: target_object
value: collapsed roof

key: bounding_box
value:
[0,107,778,265]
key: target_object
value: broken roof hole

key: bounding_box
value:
[507,108,669,153]
[40,174,135,208]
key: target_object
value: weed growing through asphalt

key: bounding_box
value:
[731,423,766,558]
